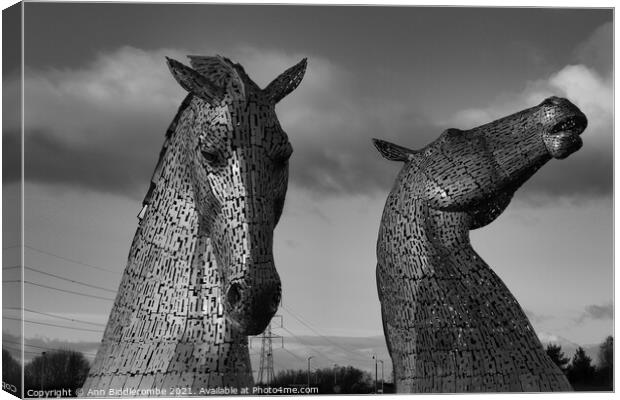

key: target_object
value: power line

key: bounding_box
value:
[281,305,368,362]
[5,283,357,364]
[3,340,97,357]
[24,266,117,293]
[4,253,371,367]
[4,344,95,359]
[280,326,337,364]
[3,307,106,328]
[3,345,44,357]
[25,308,106,327]
[275,346,306,362]
[2,265,20,270]
[24,245,119,274]
[24,281,115,301]
[4,264,117,294]
[4,317,103,333]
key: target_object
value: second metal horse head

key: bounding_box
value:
[373,97,587,393]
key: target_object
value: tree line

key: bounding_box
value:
[2,335,612,396]
[268,364,379,394]
[545,335,613,391]
[269,335,614,393]
[3,349,90,397]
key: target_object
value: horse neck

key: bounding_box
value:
[379,176,473,278]
[379,172,563,392]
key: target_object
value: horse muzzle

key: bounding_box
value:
[224,274,281,335]
[543,114,587,159]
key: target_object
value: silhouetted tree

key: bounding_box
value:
[546,344,570,373]
[594,336,613,390]
[271,365,373,394]
[330,366,373,394]
[2,349,22,396]
[24,349,90,396]
[567,346,595,390]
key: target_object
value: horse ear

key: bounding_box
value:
[263,58,307,104]
[166,57,225,104]
[372,138,419,162]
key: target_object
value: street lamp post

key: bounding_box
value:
[372,354,377,394]
[379,360,384,394]
[307,356,313,390]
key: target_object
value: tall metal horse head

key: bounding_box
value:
[81,56,306,393]
[373,97,586,392]
[165,56,307,335]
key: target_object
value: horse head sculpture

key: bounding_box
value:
[81,55,306,393]
[373,97,586,392]
[166,56,306,335]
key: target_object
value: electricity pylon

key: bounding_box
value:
[255,315,283,385]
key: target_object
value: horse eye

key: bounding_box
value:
[201,149,222,166]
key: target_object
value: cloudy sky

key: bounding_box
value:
[2,2,613,377]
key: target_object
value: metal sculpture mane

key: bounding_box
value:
[373,97,587,393]
[81,55,306,393]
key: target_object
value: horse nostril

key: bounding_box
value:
[226,283,242,307]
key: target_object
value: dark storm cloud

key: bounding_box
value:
[2,2,21,76]
[24,129,157,200]
[3,130,20,182]
[9,47,187,199]
[585,303,614,320]
[519,150,612,199]
[285,100,440,195]
[573,22,613,77]
[13,26,612,201]
[576,302,613,324]
[272,25,613,201]
[12,45,442,199]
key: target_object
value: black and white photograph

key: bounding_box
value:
[1,1,614,398]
